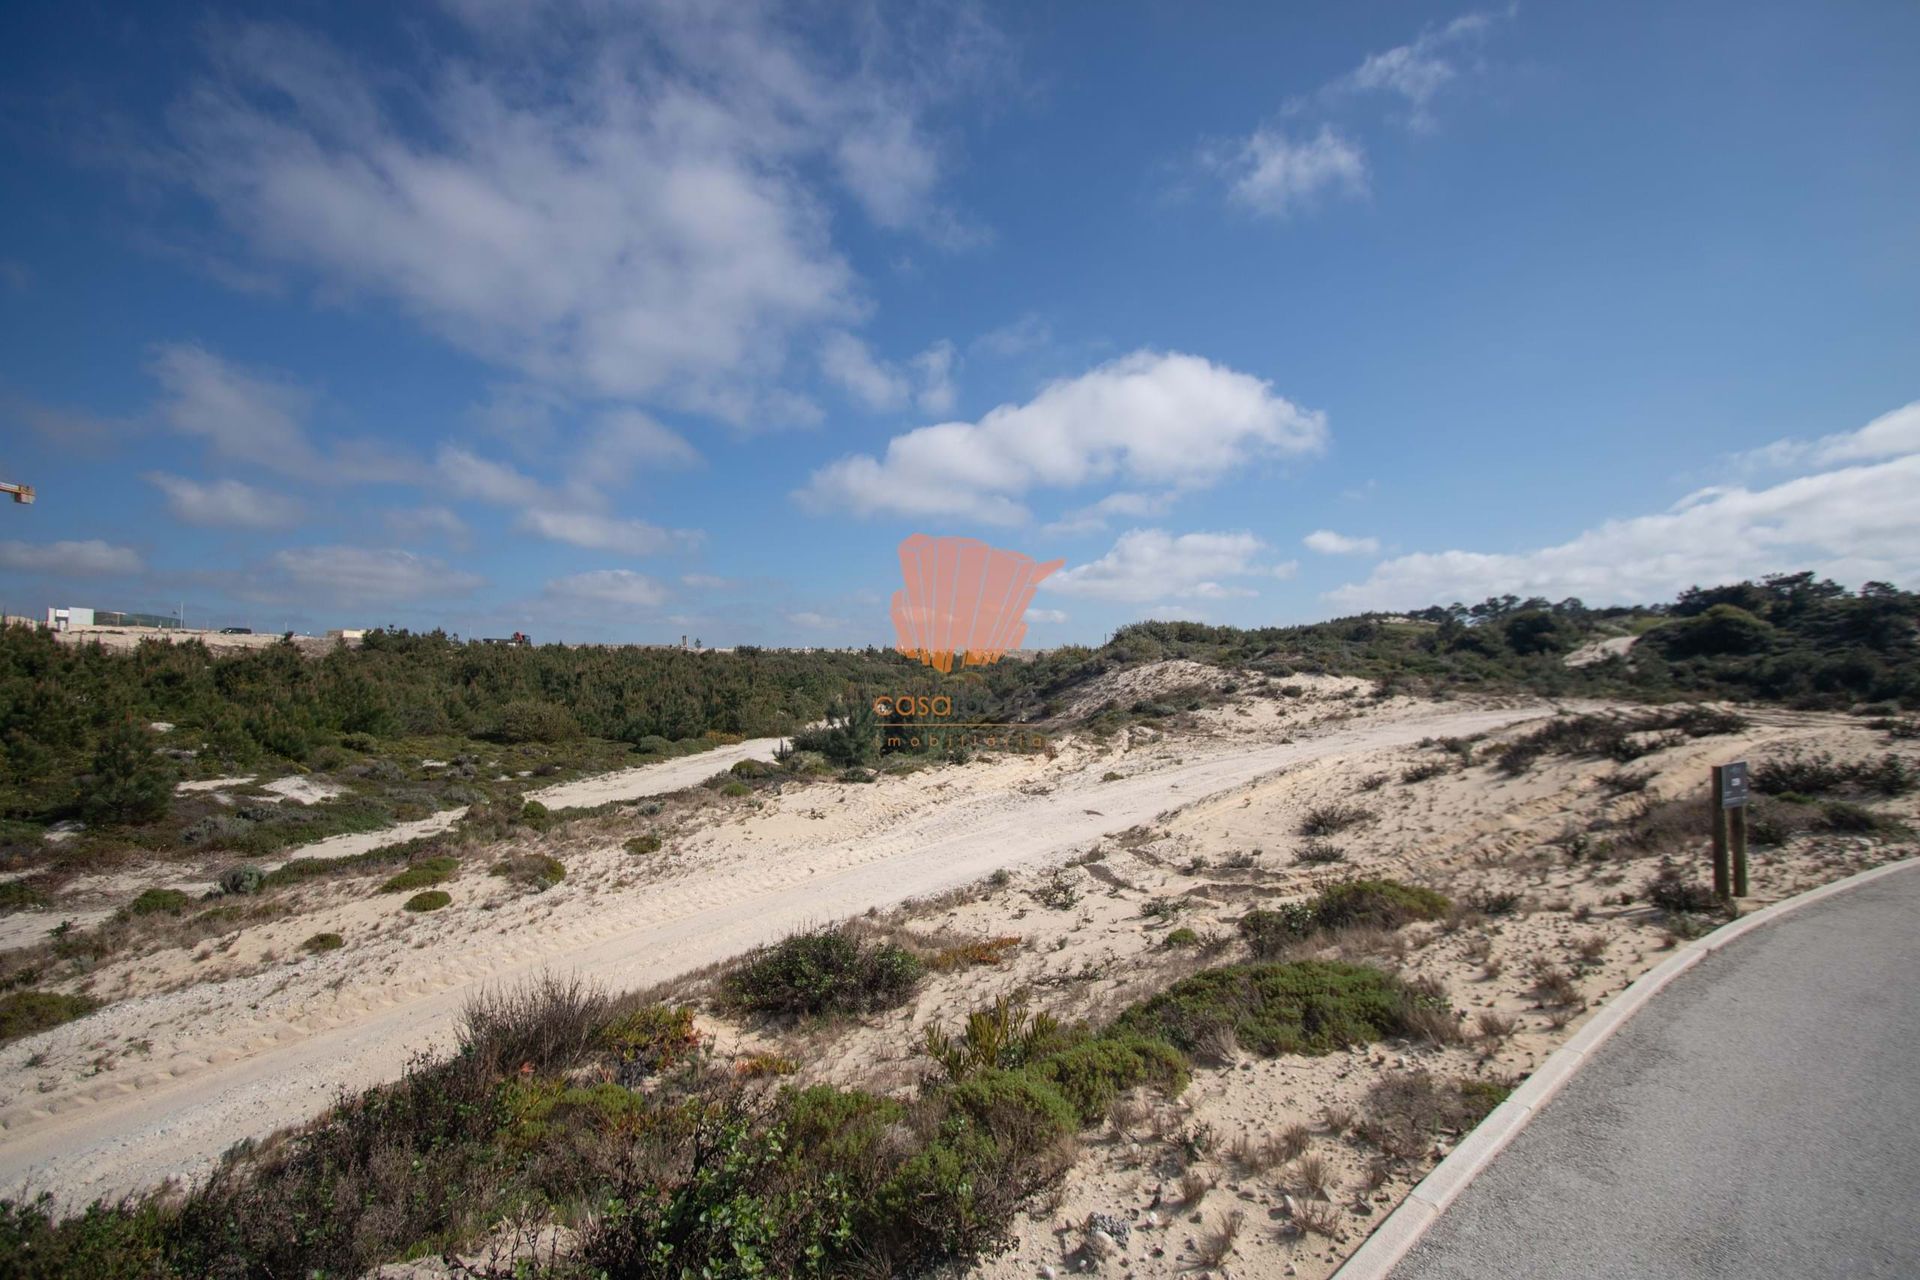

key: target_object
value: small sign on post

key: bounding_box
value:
[1720,761,1750,809]
[1710,762,1751,899]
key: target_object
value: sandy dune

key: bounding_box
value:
[0,705,1551,1206]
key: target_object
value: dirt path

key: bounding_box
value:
[0,706,1550,1207]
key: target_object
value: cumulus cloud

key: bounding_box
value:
[800,352,1326,524]
[1024,607,1068,624]
[545,569,668,609]
[1212,126,1368,219]
[1329,402,1920,610]
[911,340,959,415]
[1303,529,1380,555]
[146,472,302,529]
[1047,529,1286,604]
[268,547,483,601]
[573,410,702,488]
[161,8,999,422]
[1733,401,1920,473]
[0,539,144,576]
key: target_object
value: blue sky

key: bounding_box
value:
[2,0,1917,646]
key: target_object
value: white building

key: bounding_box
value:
[46,606,94,631]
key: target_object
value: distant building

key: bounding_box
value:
[329,628,369,643]
[48,607,182,630]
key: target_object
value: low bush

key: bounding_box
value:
[624,833,661,855]
[127,888,192,917]
[1819,800,1888,833]
[600,1003,700,1080]
[1463,887,1523,917]
[0,881,48,913]
[489,853,566,891]
[1359,1070,1511,1159]
[217,866,264,897]
[1310,879,1451,930]
[1296,838,1346,865]
[1299,803,1373,837]
[1754,750,1912,798]
[1116,961,1434,1057]
[721,927,925,1018]
[1163,927,1201,949]
[1645,860,1721,913]
[1239,879,1450,955]
[377,856,459,894]
[300,932,344,954]
[402,890,451,913]
[0,990,99,1046]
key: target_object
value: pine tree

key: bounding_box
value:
[83,715,172,825]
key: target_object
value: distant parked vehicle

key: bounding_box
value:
[220,627,253,634]
[475,631,532,647]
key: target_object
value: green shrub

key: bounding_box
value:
[489,853,565,891]
[128,888,192,917]
[301,932,344,954]
[721,781,752,797]
[1163,926,1201,948]
[1819,800,1886,833]
[490,699,579,744]
[217,865,264,897]
[1117,960,1425,1057]
[722,928,925,1018]
[1310,879,1450,930]
[0,990,100,1046]
[0,881,48,912]
[1029,1033,1189,1123]
[378,856,459,893]
[402,890,451,913]
[600,1003,700,1077]
[624,833,661,856]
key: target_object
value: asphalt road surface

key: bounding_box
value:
[1394,860,1920,1280]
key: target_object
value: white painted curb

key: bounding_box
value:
[1332,856,1919,1280]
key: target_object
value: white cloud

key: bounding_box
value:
[1024,607,1068,624]
[574,410,702,488]
[912,340,959,416]
[1043,490,1177,536]
[1304,529,1381,555]
[0,539,143,576]
[1330,403,1920,609]
[681,573,731,590]
[1047,529,1285,604]
[438,446,546,506]
[516,509,693,557]
[387,505,470,545]
[1213,126,1368,219]
[821,331,912,411]
[146,472,301,529]
[973,314,1051,358]
[163,9,998,421]
[269,547,483,600]
[800,351,1326,523]
[546,569,667,608]
[1733,401,1920,473]
[148,343,317,473]
[785,610,845,629]
[820,331,960,415]
[1336,11,1498,131]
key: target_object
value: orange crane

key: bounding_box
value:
[1,480,32,504]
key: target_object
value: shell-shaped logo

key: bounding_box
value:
[890,534,1064,673]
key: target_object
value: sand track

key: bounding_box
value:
[0,706,1551,1206]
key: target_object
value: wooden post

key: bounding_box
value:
[1730,804,1750,898]
[1710,765,1732,899]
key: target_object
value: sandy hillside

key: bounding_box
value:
[0,683,1552,1205]
[630,699,1912,1280]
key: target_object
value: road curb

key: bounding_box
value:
[1331,855,1919,1280]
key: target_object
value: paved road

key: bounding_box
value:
[1394,861,1920,1280]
